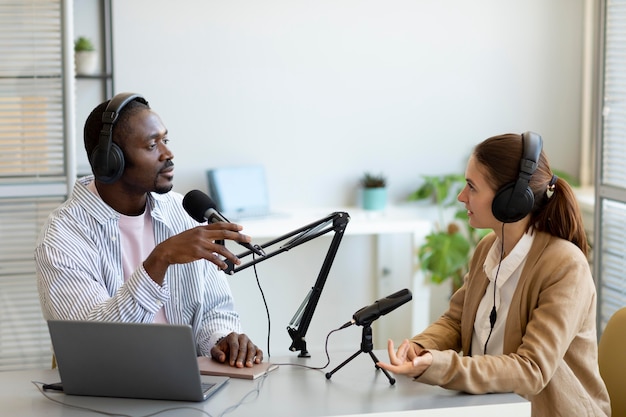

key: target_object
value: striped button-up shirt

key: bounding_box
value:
[35,176,241,356]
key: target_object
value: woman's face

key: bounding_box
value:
[457,154,499,229]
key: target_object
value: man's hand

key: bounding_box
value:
[211,332,263,368]
[144,223,252,285]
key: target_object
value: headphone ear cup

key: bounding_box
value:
[492,183,534,223]
[491,131,542,223]
[89,93,147,184]
[90,142,125,184]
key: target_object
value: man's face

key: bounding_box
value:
[116,108,174,194]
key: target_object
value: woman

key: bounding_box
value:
[377,132,610,416]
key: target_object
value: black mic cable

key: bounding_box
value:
[483,222,505,355]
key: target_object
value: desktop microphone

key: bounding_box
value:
[340,288,413,328]
[182,189,265,256]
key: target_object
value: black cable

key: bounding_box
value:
[246,252,342,367]
[272,324,347,371]
[250,255,271,358]
[245,248,354,371]
[483,222,505,355]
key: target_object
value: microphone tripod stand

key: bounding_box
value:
[325,324,395,385]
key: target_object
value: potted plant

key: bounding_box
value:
[360,172,387,211]
[409,174,488,291]
[74,36,97,75]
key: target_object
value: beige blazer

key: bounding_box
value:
[412,230,611,417]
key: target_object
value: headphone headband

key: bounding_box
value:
[519,131,541,177]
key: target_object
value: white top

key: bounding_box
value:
[472,230,534,356]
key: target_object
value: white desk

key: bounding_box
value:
[236,205,436,237]
[5,351,530,417]
[224,205,438,353]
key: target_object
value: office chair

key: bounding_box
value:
[598,306,626,416]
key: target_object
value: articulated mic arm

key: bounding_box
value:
[223,211,350,358]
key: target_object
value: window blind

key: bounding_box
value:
[0,1,66,184]
[0,197,63,371]
[597,0,626,331]
[0,1,72,371]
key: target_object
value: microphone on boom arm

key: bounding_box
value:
[182,189,265,257]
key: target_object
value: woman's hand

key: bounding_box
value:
[376,339,433,379]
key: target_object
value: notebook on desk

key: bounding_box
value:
[47,320,229,402]
[197,356,278,380]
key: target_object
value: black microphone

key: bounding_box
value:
[182,189,265,257]
[350,288,412,327]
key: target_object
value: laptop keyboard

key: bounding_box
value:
[201,382,216,393]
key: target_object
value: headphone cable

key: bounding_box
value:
[483,222,505,355]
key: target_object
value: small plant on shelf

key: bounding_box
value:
[360,172,386,189]
[73,36,97,76]
[360,172,387,210]
[74,36,95,52]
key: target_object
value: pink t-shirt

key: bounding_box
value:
[118,207,168,323]
[88,180,167,323]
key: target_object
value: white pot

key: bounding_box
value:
[74,51,98,75]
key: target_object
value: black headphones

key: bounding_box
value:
[491,131,543,223]
[89,92,149,184]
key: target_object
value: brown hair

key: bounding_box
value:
[473,133,588,257]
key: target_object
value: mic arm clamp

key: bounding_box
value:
[223,211,350,358]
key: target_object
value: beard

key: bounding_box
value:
[154,182,173,194]
[153,159,174,194]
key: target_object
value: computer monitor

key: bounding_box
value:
[207,164,271,220]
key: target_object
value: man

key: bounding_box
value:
[35,92,262,368]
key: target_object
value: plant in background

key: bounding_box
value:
[73,36,98,76]
[360,172,387,210]
[74,36,95,52]
[360,172,386,188]
[409,174,488,290]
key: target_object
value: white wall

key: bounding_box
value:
[110,0,585,208]
[100,0,586,356]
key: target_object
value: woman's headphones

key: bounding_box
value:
[89,92,149,184]
[491,131,543,223]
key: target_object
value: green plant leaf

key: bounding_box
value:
[410,173,486,288]
[74,36,95,52]
[360,172,386,188]
[408,174,465,206]
[418,231,470,284]
[407,181,435,201]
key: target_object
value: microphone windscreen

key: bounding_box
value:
[183,190,217,222]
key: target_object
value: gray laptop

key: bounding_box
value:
[47,320,229,402]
